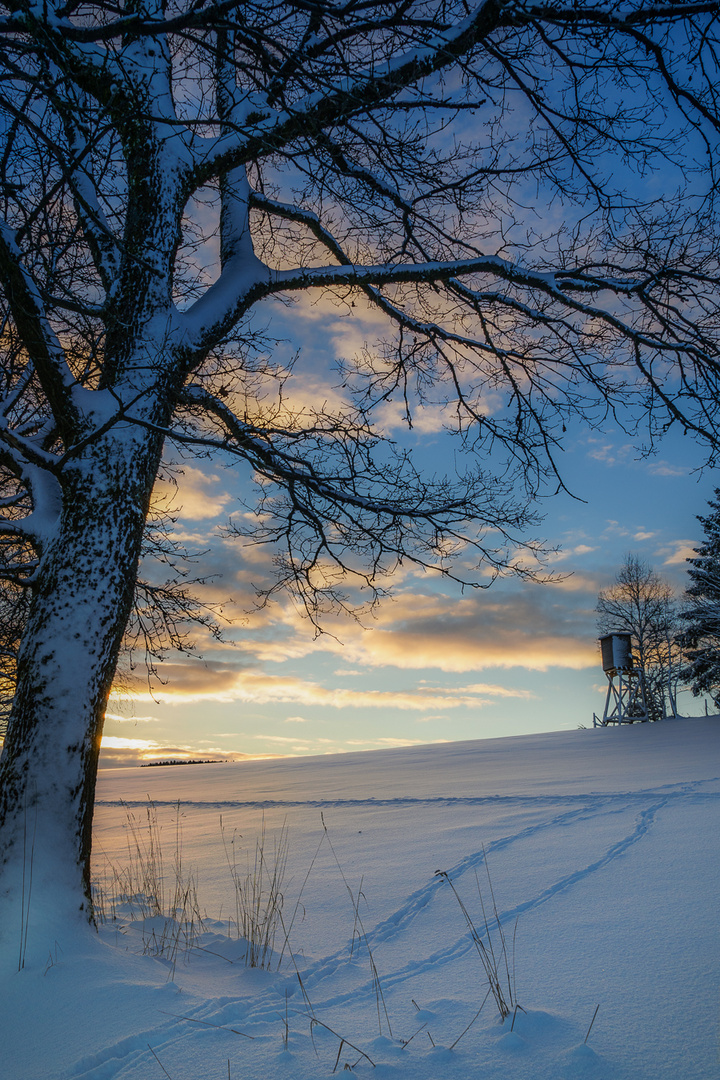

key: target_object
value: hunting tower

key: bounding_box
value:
[594,632,649,726]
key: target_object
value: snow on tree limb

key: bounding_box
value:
[0,225,81,436]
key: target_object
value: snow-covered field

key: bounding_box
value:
[2,718,719,1080]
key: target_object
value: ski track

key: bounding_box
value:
[64,780,713,1080]
[223,795,671,1022]
[94,777,720,813]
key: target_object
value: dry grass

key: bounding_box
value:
[436,850,520,1026]
[92,803,288,974]
[92,804,526,1064]
[92,800,205,973]
[220,814,288,969]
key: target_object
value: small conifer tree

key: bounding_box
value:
[678,491,720,708]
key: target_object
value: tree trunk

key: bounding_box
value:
[0,419,164,967]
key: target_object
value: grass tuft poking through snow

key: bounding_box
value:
[93,802,290,975]
[92,800,206,974]
[220,813,288,969]
[435,849,519,1024]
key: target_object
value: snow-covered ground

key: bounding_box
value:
[2,718,719,1080]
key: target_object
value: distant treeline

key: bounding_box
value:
[140,758,227,767]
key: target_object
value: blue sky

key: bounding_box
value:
[101,290,717,766]
[89,10,720,767]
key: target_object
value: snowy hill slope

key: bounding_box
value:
[2,718,718,1080]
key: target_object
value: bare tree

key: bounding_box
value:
[1,0,720,939]
[597,555,680,721]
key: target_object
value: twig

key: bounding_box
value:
[435,867,514,1020]
[509,1002,526,1032]
[147,1044,174,1079]
[306,1015,376,1069]
[320,813,392,1038]
[332,1038,346,1073]
[584,1003,600,1044]
[449,988,491,1050]
[159,1011,253,1038]
[400,1022,428,1049]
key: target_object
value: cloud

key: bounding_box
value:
[115,568,601,710]
[115,660,251,697]
[657,540,697,566]
[133,675,525,710]
[152,465,232,521]
[101,736,163,751]
[647,461,689,478]
[98,734,264,768]
[110,561,603,728]
[259,735,313,744]
[105,713,161,724]
[254,292,455,436]
[548,543,597,563]
[336,629,593,672]
[243,584,599,673]
[551,573,602,593]
[586,440,634,466]
[462,682,537,697]
[113,659,537,712]
[371,397,450,435]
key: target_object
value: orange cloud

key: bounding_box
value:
[659,540,697,566]
[333,629,594,672]
[238,586,598,672]
[98,734,263,768]
[112,662,534,710]
[101,736,163,751]
[151,465,232,521]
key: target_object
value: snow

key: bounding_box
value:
[2,717,719,1080]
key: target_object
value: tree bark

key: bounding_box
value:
[0,417,165,962]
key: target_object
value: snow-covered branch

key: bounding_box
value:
[0,415,61,474]
[177,248,270,359]
[0,225,81,438]
[0,517,38,543]
[59,91,121,293]
[248,192,352,268]
[270,253,637,301]
[193,0,511,177]
[269,254,719,362]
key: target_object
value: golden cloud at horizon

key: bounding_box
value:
[97,736,271,767]
[311,629,596,673]
[239,586,599,673]
[112,663,536,710]
[101,736,163,751]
